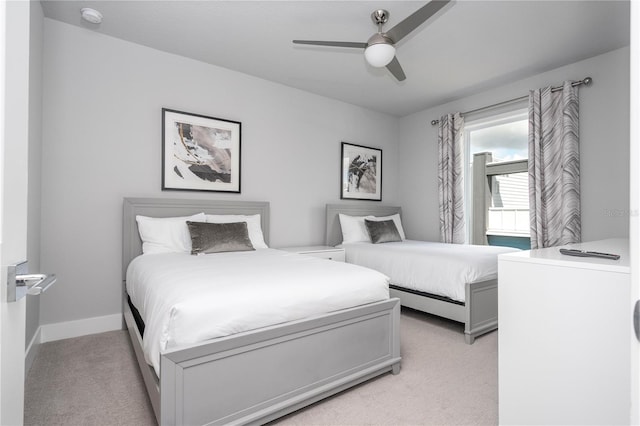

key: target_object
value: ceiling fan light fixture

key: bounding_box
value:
[364,43,395,68]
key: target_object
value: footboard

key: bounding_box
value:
[388,278,497,345]
[464,278,498,344]
[141,298,401,425]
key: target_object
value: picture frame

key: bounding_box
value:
[340,142,382,201]
[162,108,241,193]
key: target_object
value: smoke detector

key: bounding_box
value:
[80,8,103,24]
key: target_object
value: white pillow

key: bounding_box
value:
[205,214,268,249]
[136,213,206,254]
[366,213,406,240]
[338,214,371,244]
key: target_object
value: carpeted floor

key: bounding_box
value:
[24,308,497,426]
[24,328,156,426]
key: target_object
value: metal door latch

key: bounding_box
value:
[7,261,56,302]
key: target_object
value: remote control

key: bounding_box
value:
[559,248,620,260]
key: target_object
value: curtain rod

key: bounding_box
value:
[430,77,592,126]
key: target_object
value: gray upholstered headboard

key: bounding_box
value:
[122,198,270,280]
[325,203,402,247]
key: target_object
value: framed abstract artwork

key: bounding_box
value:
[340,142,382,201]
[162,108,241,193]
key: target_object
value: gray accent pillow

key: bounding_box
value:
[186,221,255,255]
[364,219,402,244]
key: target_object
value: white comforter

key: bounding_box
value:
[126,249,390,375]
[339,240,519,302]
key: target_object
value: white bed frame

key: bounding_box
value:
[122,197,401,425]
[325,203,497,344]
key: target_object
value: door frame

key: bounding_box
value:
[0,1,32,424]
[630,2,639,423]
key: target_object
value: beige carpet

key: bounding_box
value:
[24,329,156,426]
[25,308,497,426]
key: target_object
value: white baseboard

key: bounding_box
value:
[40,313,123,343]
[25,326,41,374]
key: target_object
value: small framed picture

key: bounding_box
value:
[162,108,241,193]
[341,142,382,201]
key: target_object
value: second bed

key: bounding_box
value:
[326,203,519,343]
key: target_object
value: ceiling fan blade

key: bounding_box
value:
[385,0,450,43]
[386,56,406,81]
[293,40,367,49]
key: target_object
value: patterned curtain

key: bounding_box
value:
[438,113,465,244]
[528,81,581,249]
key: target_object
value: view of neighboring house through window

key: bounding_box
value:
[464,109,530,249]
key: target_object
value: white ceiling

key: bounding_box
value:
[40,0,630,117]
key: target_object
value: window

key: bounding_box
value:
[464,109,530,249]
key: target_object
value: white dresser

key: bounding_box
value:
[498,238,631,425]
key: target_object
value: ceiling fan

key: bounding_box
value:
[292,0,451,82]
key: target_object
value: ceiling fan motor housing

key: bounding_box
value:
[367,33,394,47]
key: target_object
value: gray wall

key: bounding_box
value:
[398,47,630,243]
[26,2,44,351]
[39,19,400,325]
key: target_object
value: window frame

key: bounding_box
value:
[463,108,529,244]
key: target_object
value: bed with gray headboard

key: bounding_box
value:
[122,197,401,425]
[326,203,499,344]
